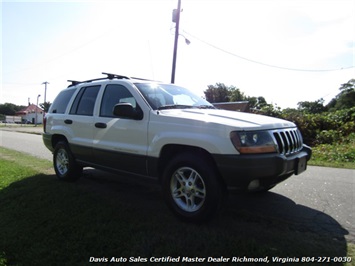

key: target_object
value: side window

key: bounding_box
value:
[100,84,138,117]
[70,85,100,116]
[50,89,76,114]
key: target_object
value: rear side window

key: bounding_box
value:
[50,89,75,114]
[70,85,100,116]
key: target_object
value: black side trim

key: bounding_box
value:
[93,147,148,176]
[76,160,159,182]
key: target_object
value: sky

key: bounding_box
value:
[1,0,354,109]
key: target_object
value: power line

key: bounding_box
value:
[183,31,355,72]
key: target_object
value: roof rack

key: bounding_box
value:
[67,72,130,87]
[102,72,130,80]
[130,76,159,82]
[67,72,159,87]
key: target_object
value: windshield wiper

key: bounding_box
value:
[157,104,194,110]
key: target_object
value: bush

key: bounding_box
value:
[280,107,355,146]
[312,133,355,164]
[316,130,342,145]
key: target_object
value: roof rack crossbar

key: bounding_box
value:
[67,72,144,87]
[67,80,81,87]
[101,72,130,80]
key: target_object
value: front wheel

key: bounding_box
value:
[162,153,224,223]
[53,141,82,181]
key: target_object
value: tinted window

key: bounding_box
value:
[50,89,75,114]
[100,84,137,117]
[70,85,100,116]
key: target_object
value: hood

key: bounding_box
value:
[159,108,295,130]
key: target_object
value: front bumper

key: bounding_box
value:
[213,145,312,190]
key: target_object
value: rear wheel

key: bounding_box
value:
[162,153,223,223]
[53,141,82,181]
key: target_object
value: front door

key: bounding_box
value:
[93,84,149,175]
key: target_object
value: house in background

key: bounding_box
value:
[15,104,44,124]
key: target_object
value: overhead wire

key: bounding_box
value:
[182,30,355,72]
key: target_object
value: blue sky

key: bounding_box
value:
[1,0,354,108]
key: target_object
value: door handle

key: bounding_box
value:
[64,119,73,124]
[95,122,107,128]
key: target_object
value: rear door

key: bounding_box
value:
[93,83,149,175]
[67,85,101,162]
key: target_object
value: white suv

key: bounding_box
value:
[43,73,311,222]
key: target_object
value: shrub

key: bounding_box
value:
[280,107,355,146]
[316,130,342,145]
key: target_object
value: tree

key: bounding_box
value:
[247,96,268,110]
[0,103,26,115]
[297,98,326,114]
[204,83,231,103]
[229,87,246,102]
[40,102,52,113]
[327,79,355,110]
[259,103,282,118]
[204,82,271,110]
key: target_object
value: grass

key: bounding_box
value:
[309,136,355,169]
[0,146,354,266]
[309,143,355,169]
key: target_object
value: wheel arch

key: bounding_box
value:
[157,144,225,187]
[51,134,69,149]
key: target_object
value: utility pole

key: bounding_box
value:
[171,0,181,84]
[42,81,49,105]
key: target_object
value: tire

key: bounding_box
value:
[53,141,82,181]
[162,153,223,223]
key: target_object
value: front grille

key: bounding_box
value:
[272,128,303,155]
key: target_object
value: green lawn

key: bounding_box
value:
[309,133,355,169]
[0,147,354,266]
[309,144,355,169]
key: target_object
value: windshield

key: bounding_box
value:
[134,83,214,110]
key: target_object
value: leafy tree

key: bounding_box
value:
[340,78,355,94]
[40,102,52,113]
[297,98,326,114]
[248,96,268,110]
[327,79,355,110]
[0,103,26,115]
[204,83,231,103]
[204,82,272,111]
[229,87,246,102]
[258,103,282,118]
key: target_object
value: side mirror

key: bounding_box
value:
[113,103,143,120]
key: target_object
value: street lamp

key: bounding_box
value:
[35,94,41,127]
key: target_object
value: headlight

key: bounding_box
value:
[230,131,277,154]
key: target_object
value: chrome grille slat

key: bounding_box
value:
[273,128,303,155]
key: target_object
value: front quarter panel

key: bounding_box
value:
[147,112,238,157]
